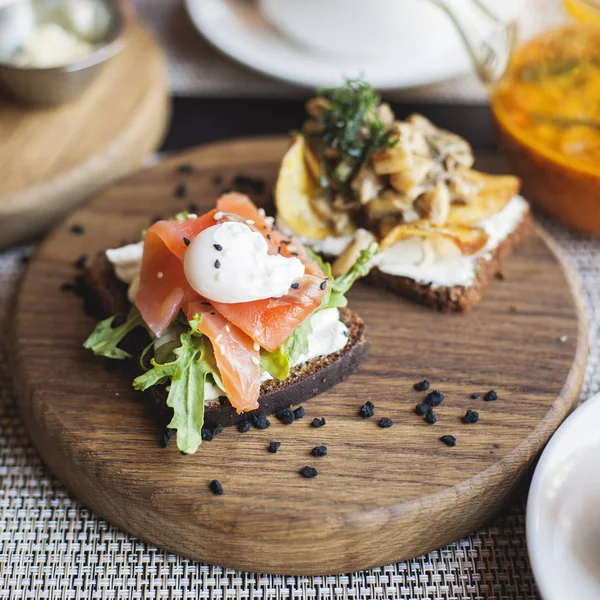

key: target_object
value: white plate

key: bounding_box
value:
[527,392,600,600]
[184,0,472,90]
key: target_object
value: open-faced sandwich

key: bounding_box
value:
[275,80,533,311]
[81,193,374,454]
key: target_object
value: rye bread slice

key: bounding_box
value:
[368,207,533,312]
[79,253,368,431]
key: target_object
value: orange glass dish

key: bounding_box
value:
[491,23,600,235]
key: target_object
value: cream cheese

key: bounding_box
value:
[184,221,305,303]
[105,241,144,303]
[376,195,529,288]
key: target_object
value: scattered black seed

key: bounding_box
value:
[414,380,430,391]
[183,237,191,246]
[214,259,221,269]
[160,429,175,448]
[493,443,501,449]
[311,417,326,428]
[210,311,216,315]
[415,403,431,416]
[425,390,445,407]
[300,466,318,478]
[201,301,211,305]
[238,420,251,433]
[70,224,85,235]
[187,202,199,213]
[463,409,479,424]
[312,445,327,457]
[266,234,271,240]
[293,406,305,420]
[151,215,164,224]
[291,251,299,256]
[177,163,196,174]
[425,411,437,424]
[201,427,214,441]
[214,244,223,251]
[60,282,75,292]
[440,434,457,447]
[276,408,295,425]
[268,441,281,453]
[212,174,223,185]
[281,240,291,245]
[484,390,498,402]
[212,424,224,436]
[175,183,188,198]
[209,480,223,495]
[252,415,271,430]
[233,173,266,194]
[471,392,480,399]
[320,281,327,290]
[73,254,88,269]
[379,417,393,428]
[359,401,375,418]
[291,282,300,289]
[277,245,282,254]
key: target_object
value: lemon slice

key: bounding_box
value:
[275,135,331,239]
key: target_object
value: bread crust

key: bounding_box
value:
[368,208,533,311]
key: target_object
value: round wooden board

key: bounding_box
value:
[12,137,588,575]
[0,20,169,249]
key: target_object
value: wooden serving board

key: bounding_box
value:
[0,20,169,249]
[11,137,587,575]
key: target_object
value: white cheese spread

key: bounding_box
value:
[183,221,305,303]
[376,195,529,288]
[105,241,143,303]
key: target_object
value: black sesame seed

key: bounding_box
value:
[415,403,431,416]
[471,392,480,399]
[210,311,216,315]
[73,254,88,269]
[183,237,191,246]
[425,390,445,407]
[268,441,281,453]
[290,283,300,290]
[70,224,85,235]
[425,411,437,424]
[175,183,188,198]
[311,417,326,428]
[440,434,457,447]
[281,240,291,245]
[278,246,282,254]
[484,390,498,401]
[276,408,295,425]
[201,301,211,305]
[414,380,430,392]
[252,415,270,430]
[379,417,393,428]
[312,445,327,457]
[320,281,327,290]
[201,427,214,441]
[293,406,305,420]
[463,409,479,424]
[177,163,196,174]
[291,251,299,256]
[238,420,251,433]
[214,259,221,269]
[209,480,223,495]
[187,202,199,213]
[212,174,223,185]
[214,244,223,251]
[266,234,271,240]
[300,466,318,478]
[60,282,75,292]
[359,401,375,418]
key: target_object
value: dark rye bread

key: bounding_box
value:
[368,207,533,312]
[80,253,368,431]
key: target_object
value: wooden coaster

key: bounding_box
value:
[11,137,587,575]
[0,20,169,249]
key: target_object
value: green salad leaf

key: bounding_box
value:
[260,346,290,381]
[283,315,313,365]
[83,307,144,359]
[133,330,218,454]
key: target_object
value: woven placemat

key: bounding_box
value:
[1,213,598,599]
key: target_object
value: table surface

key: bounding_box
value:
[1,98,599,600]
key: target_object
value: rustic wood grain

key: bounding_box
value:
[0,20,169,249]
[11,137,587,575]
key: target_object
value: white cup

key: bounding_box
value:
[258,0,462,59]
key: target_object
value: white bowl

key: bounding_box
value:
[527,392,600,600]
